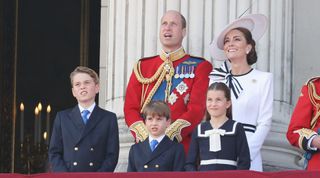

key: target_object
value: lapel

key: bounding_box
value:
[144,136,173,164]
[68,106,85,142]
[78,106,103,143]
[140,139,153,161]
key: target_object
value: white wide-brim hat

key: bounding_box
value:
[209,14,268,61]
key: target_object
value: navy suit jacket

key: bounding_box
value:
[49,105,119,172]
[127,136,185,172]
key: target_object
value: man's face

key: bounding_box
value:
[159,11,186,52]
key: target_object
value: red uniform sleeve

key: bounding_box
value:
[124,70,144,128]
[287,84,315,150]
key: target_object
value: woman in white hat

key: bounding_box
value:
[209,14,273,171]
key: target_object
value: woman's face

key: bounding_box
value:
[223,29,252,62]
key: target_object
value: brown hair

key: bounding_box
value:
[180,13,186,29]
[70,66,99,86]
[162,10,187,29]
[142,100,171,121]
[232,27,257,65]
[205,82,232,121]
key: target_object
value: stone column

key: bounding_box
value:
[99,0,299,171]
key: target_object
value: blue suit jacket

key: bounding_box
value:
[49,105,119,172]
[127,136,185,172]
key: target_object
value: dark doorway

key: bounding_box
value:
[0,0,101,173]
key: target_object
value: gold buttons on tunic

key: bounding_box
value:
[73,162,78,166]
[144,165,148,169]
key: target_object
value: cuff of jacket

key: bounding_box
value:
[165,119,191,142]
[294,128,317,151]
[129,121,149,142]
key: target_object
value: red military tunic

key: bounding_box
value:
[287,77,320,170]
[124,48,213,153]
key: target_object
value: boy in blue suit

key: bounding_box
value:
[49,66,119,172]
[127,101,185,172]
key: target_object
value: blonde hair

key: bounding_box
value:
[70,66,99,86]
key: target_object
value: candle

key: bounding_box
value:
[34,107,39,144]
[37,102,42,143]
[43,132,47,141]
[46,105,51,145]
[20,103,24,145]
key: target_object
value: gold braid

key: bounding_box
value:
[134,61,164,84]
[140,69,167,112]
[133,47,186,113]
[308,79,320,129]
[139,59,174,112]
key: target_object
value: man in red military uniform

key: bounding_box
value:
[287,77,320,170]
[124,10,212,153]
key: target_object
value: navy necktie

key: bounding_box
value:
[150,139,158,152]
[81,110,90,124]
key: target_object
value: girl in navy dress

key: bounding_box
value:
[185,82,250,171]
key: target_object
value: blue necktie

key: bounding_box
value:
[81,110,90,124]
[150,139,158,152]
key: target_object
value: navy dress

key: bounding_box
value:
[185,119,250,171]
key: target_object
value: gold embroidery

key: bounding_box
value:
[182,61,197,65]
[165,119,191,142]
[307,78,320,129]
[129,121,149,141]
[134,48,186,112]
[293,128,317,149]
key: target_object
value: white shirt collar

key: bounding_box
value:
[149,134,165,144]
[78,103,96,119]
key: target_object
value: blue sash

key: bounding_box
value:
[152,57,203,101]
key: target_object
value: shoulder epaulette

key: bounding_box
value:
[138,55,158,61]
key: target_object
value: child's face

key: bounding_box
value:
[72,73,99,106]
[206,90,231,118]
[145,114,170,138]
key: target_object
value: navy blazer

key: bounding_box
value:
[49,105,119,172]
[127,136,185,172]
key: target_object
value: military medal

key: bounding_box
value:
[176,81,188,95]
[168,93,178,105]
[190,66,195,78]
[174,66,180,79]
[184,66,190,78]
[179,66,185,79]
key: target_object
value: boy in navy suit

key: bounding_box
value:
[127,100,185,172]
[49,66,119,172]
